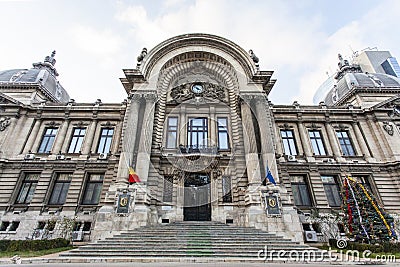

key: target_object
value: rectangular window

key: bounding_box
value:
[83,222,92,231]
[309,130,326,155]
[290,175,312,207]
[217,118,230,150]
[49,173,72,205]
[352,175,374,194]
[336,130,355,156]
[16,173,40,204]
[82,174,104,205]
[222,176,232,203]
[281,130,297,155]
[166,117,178,149]
[9,221,20,231]
[321,175,341,207]
[0,222,9,231]
[38,128,58,153]
[68,128,86,153]
[163,175,173,202]
[187,118,208,149]
[97,128,114,154]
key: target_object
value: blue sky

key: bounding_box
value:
[0,0,399,104]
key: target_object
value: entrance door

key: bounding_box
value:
[184,173,211,221]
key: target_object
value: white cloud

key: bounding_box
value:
[69,25,123,59]
[296,0,400,104]
[115,0,325,76]
[1,0,398,105]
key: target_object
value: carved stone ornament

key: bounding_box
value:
[388,105,400,117]
[170,83,226,103]
[280,123,293,129]
[383,121,394,136]
[101,121,116,127]
[44,121,60,127]
[0,117,11,131]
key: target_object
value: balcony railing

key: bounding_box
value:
[178,145,217,155]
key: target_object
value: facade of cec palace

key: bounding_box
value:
[1,33,400,243]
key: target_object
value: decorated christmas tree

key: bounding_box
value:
[342,176,397,243]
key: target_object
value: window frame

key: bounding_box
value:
[290,175,313,207]
[309,129,326,156]
[222,176,232,203]
[166,117,178,149]
[15,173,40,204]
[336,130,355,156]
[68,127,86,153]
[187,117,208,149]
[321,175,342,207]
[162,175,174,203]
[38,127,58,153]
[280,129,298,156]
[97,128,114,154]
[217,117,230,150]
[351,175,377,197]
[48,173,72,205]
[81,173,104,205]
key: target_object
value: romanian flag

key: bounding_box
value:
[128,167,140,184]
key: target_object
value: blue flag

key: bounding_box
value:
[266,164,276,185]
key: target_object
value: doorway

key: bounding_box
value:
[183,173,211,221]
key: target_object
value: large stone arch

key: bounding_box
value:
[152,53,243,152]
[140,33,257,83]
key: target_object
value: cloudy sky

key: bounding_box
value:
[0,0,399,104]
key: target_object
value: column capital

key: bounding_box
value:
[143,92,158,103]
[253,94,268,105]
[239,94,253,104]
[128,93,142,101]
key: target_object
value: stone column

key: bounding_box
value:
[23,119,42,154]
[254,95,279,183]
[240,95,261,185]
[352,121,372,161]
[82,119,97,155]
[297,122,312,158]
[179,105,186,147]
[53,120,69,154]
[325,123,343,161]
[135,92,157,183]
[116,93,142,185]
[209,106,216,147]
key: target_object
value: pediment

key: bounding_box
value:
[371,94,400,117]
[0,92,22,105]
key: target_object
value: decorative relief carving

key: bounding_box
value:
[44,121,61,127]
[101,121,117,127]
[388,105,400,117]
[72,121,89,126]
[383,121,394,136]
[0,117,10,131]
[333,124,349,130]
[279,123,293,129]
[170,83,226,103]
[307,122,320,129]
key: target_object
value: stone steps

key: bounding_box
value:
[61,221,321,262]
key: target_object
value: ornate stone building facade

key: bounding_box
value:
[1,34,400,243]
